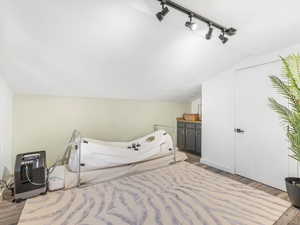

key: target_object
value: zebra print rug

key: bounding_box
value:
[18,162,290,225]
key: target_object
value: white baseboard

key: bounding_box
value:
[200,158,234,174]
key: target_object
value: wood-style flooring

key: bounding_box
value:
[0,152,299,225]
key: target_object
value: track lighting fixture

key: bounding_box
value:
[155,0,236,43]
[185,14,197,31]
[156,2,169,22]
[219,31,228,44]
[205,23,213,40]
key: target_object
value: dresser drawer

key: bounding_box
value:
[177,121,185,128]
[196,123,201,129]
[185,123,196,129]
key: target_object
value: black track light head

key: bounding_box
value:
[205,24,213,40]
[185,14,197,31]
[225,28,236,36]
[219,31,228,44]
[185,21,197,31]
[156,4,169,22]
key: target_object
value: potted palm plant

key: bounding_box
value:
[269,54,300,208]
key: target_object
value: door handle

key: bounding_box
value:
[235,128,245,133]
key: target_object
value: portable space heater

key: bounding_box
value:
[14,151,47,202]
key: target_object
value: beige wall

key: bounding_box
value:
[0,76,13,178]
[14,95,189,164]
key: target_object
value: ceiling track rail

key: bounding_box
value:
[158,0,236,36]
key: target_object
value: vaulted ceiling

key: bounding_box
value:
[1,0,300,102]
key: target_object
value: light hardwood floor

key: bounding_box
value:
[0,153,299,225]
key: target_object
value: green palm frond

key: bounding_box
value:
[280,56,300,90]
[270,54,300,162]
[284,54,300,88]
[268,97,292,125]
[269,76,299,111]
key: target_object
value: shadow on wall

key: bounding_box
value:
[0,165,11,181]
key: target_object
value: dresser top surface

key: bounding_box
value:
[177,119,201,124]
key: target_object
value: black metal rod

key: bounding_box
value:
[159,0,236,36]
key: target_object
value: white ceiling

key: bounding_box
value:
[1,0,300,102]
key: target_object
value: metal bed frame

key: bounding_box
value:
[61,130,82,187]
[64,125,177,188]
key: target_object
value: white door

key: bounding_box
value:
[235,61,288,190]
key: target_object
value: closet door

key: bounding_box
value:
[235,61,288,190]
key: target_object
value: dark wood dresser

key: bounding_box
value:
[177,120,201,156]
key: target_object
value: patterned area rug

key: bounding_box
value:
[18,162,290,225]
